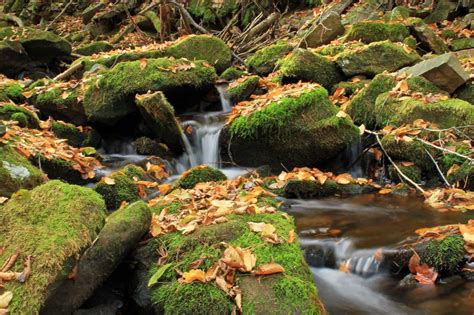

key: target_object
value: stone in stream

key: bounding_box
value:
[226,75,260,103]
[0,180,106,315]
[299,13,345,48]
[398,53,470,93]
[135,91,184,155]
[42,201,151,314]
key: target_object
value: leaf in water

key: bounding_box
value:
[415,264,437,284]
[379,188,392,195]
[148,263,172,287]
[253,263,285,275]
[408,252,421,274]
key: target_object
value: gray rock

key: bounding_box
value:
[399,53,470,93]
[300,13,344,48]
[408,20,449,54]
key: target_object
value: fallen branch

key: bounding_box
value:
[415,137,474,162]
[53,61,84,81]
[45,0,74,31]
[424,148,452,188]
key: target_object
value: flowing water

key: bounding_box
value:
[288,194,474,315]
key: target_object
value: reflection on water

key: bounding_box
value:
[290,194,474,315]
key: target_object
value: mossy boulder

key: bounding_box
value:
[32,155,89,185]
[187,0,237,24]
[335,41,421,77]
[83,58,217,124]
[51,121,102,148]
[42,201,151,314]
[135,91,183,154]
[0,144,46,197]
[133,136,171,158]
[0,103,40,128]
[174,165,227,189]
[0,27,71,62]
[315,41,365,57]
[246,42,293,76]
[374,94,474,130]
[451,38,474,51]
[344,21,410,44]
[94,165,147,210]
[74,41,114,56]
[221,85,359,170]
[406,18,449,54]
[0,81,24,103]
[347,74,442,128]
[283,179,376,199]
[227,75,260,103]
[0,180,106,314]
[456,81,474,104]
[420,235,465,275]
[388,162,422,184]
[279,48,343,90]
[220,67,245,81]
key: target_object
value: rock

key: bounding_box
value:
[388,162,422,184]
[42,201,151,314]
[51,121,101,148]
[74,41,114,56]
[407,18,449,54]
[135,91,183,154]
[174,165,227,189]
[133,137,171,158]
[33,154,90,185]
[245,42,293,76]
[0,40,30,77]
[424,0,459,24]
[221,84,359,170]
[0,145,46,197]
[0,80,25,103]
[451,38,474,51]
[399,53,470,93]
[279,48,343,90]
[283,179,376,199]
[300,13,344,48]
[344,21,410,44]
[0,180,106,314]
[227,75,260,103]
[83,57,217,124]
[455,81,474,104]
[0,103,40,128]
[384,6,412,22]
[335,41,421,77]
[315,40,365,57]
[219,67,245,81]
[95,165,147,210]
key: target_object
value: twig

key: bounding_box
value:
[415,137,474,162]
[1,13,24,27]
[54,61,84,81]
[424,148,452,187]
[45,0,74,31]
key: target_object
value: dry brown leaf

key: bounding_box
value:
[415,264,438,284]
[253,263,285,275]
[288,230,296,244]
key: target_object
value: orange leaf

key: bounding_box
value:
[415,264,438,284]
[253,263,285,275]
[102,177,115,185]
[288,230,296,244]
[179,269,207,284]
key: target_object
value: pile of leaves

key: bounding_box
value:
[0,120,102,179]
[227,82,321,124]
[387,74,450,104]
[0,253,32,313]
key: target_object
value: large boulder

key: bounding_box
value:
[0,144,46,197]
[335,41,421,77]
[135,91,183,154]
[344,21,410,44]
[227,75,260,103]
[42,201,151,314]
[221,83,359,170]
[0,40,30,78]
[83,58,217,124]
[299,13,345,48]
[0,180,106,314]
[279,48,343,90]
[245,42,293,76]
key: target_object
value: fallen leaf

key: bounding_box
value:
[0,291,12,309]
[148,263,172,287]
[415,264,438,284]
[102,177,115,185]
[179,269,207,284]
[379,188,392,195]
[253,263,285,275]
[408,252,421,274]
[288,230,296,244]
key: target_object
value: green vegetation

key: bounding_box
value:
[344,21,410,43]
[227,75,260,103]
[175,165,227,189]
[421,236,465,274]
[246,42,293,76]
[0,103,39,128]
[220,67,245,81]
[388,163,422,183]
[51,121,101,148]
[74,41,114,56]
[0,81,24,103]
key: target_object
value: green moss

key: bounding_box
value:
[388,163,422,183]
[95,165,147,210]
[227,75,260,103]
[381,135,436,172]
[0,180,106,314]
[83,57,217,124]
[283,179,339,199]
[403,36,418,50]
[440,29,457,40]
[344,21,410,44]
[451,38,474,51]
[315,41,364,57]
[331,80,368,97]
[0,145,45,197]
[421,235,465,274]
[0,81,24,103]
[385,6,412,22]
[335,41,421,77]
[220,67,244,81]
[0,103,39,128]
[246,42,293,76]
[175,166,227,189]
[273,276,319,315]
[279,49,342,90]
[187,0,237,24]
[74,41,114,56]
[51,121,101,148]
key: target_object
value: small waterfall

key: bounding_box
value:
[216,84,232,113]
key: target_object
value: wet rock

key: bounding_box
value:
[83,58,217,124]
[300,13,344,48]
[279,48,343,90]
[245,42,293,76]
[221,85,359,170]
[135,91,183,154]
[51,120,102,148]
[74,41,114,56]
[0,180,106,314]
[407,18,449,54]
[283,179,376,199]
[335,41,421,77]
[174,165,227,189]
[344,21,410,44]
[304,243,337,268]
[227,75,260,103]
[133,136,171,158]
[219,67,245,81]
[398,274,418,289]
[42,201,151,314]
[399,53,469,93]
[0,145,46,197]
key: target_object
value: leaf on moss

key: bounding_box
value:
[148,263,172,287]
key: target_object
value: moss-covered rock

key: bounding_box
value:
[74,41,114,56]
[374,94,474,130]
[83,57,217,124]
[0,180,106,314]
[335,41,421,77]
[283,179,376,199]
[227,75,260,103]
[406,18,449,54]
[344,21,410,44]
[94,165,147,210]
[42,201,151,313]
[175,165,227,189]
[135,91,183,154]
[0,40,30,77]
[0,103,40,128]
[187,0,237,24]
[222,85,359,170]
[347,74,442,128]
[455,81,474,104]
[219,67,245,81]
[420,235,465,275]
[51,121,102,148]
[32,154,88,185]
[133,136,171,158]
[0,144,46,197]
[388,162,422,184]
[0,81,24,103]
[331,80,368,98]
[279,48,343,90]
[245,42,293,76]
[451,38,474,51]
[315,41,365,57]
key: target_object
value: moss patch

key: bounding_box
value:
[0,103,39,128]
[74,41,114,56]
[51,121,101,148]
[174,165,227,189]
[227,75,260,103]
[246,42,293,76]
[344,21,410,43]
[420,235,465,275]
